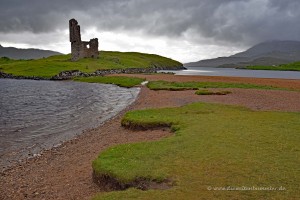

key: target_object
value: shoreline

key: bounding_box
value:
[1,85,175,200]
[1,75,300,200]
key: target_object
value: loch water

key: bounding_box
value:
[0,79,139,169]
[160,67,300,79]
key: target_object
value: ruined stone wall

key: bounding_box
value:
[69,19,99,61]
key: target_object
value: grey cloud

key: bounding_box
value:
[0,0,300,46]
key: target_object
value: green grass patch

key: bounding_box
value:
[74,76,145,88]
[0,57,16,65]
[195,89,232,95]
[147,80,282,91]
[0,51,182,78]
[246,61,300,71]
[93,103,300,199]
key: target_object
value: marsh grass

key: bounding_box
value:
[92,102,300,199]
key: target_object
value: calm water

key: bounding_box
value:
[0,79,139,168]
[161,67,300,79]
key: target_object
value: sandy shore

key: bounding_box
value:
[1,75,300,200]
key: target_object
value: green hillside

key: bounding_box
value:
[0,51,182,78]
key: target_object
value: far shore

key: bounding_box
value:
[1,74,300,200]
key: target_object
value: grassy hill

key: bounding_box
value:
[0,44,62,60]
[0,51,183,78]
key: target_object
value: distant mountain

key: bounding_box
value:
[185,40,300,67]
[233,40,300,58]
[0,45,63,60]
[185,56,252,68]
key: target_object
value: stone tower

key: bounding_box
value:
[69,19,99,61]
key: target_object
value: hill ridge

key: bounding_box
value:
[0,45,63,60]
[185,40,300,67]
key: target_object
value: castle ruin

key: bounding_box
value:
[69,19,99,61]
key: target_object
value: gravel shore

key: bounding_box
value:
[1,75,299,200]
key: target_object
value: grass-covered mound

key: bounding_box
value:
[74,76,145,88]
[147,80,281,91]
[0,51,182,78]
[92,102,300,199]
[246,61,300,71]
[0,57,16,64]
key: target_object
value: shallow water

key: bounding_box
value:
[0,79,139,168]
[160,67,300,79]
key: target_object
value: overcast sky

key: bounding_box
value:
[1,0,300,63]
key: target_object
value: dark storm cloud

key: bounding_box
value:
[1,0,300,45]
